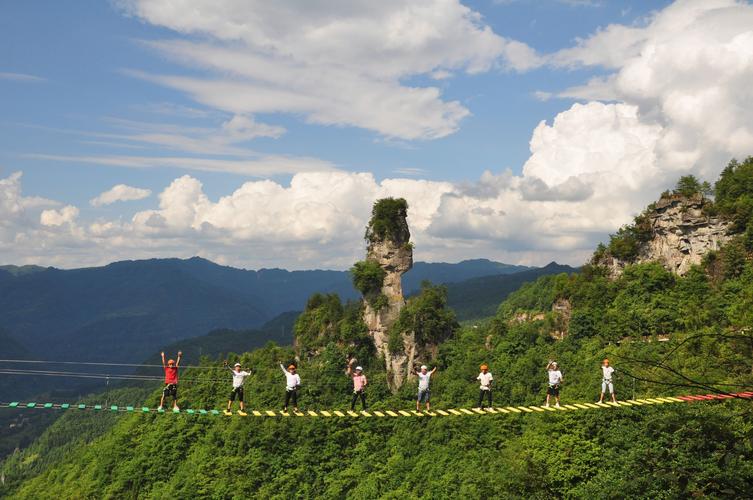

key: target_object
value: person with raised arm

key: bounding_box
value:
[346,359,368,411]
[476,364,494,409]
[545,360,563,408]
[224,361,251,415]
[416,364,437,412]
[159,351,182,411]
[280,362,301,413]
[598,358,617,403]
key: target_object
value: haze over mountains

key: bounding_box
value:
[0,257,539,364]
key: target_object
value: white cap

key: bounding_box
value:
[420,365,428,370]
[355,366,363,371]
[234,363,241,367]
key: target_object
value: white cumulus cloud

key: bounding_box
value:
[90,184,153,207]
[40,206,79,227]
[550,0,753,176]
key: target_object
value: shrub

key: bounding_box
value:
[365,198,410,243]
[351,260,386,296]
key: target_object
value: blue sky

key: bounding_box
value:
[1,0,750,269]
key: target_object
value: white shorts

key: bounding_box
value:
[602,380,614,394]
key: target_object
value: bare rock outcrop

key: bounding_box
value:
[600,194,731,277]
[359,199,420,391]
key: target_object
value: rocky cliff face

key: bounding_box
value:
[362,233,414,390]
[601,194,731,277]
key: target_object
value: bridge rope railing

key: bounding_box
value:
[1,392,751,418]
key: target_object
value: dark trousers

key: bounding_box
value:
[478,389,492,408]
[284,389,298,409]
[351,390,367,410]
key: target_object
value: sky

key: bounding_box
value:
[2,0,752,270]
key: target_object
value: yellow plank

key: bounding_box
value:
[346,411,359,417]
[398,410,412,417]
[386,410,399,417]
[252,410,262,416]
[460,409,475,415]
[266,411,277,417]
[562,405,579,410]
[360,411,372,417]
[319,411,332,417]
[529,406,546,412]
[472,408,486,415]
[583,403,601,409]
[447,409,463,416]
[373,411,385,417]
[516,406,534,413]
[484,408,498,414]
[573,404,590,409]
[307,411,318,417]
[435,410,450,416]
[493,408,510,414]
[505,407,523,413]
[333,411,346,417]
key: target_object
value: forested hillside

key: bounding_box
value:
[2,159,753,497]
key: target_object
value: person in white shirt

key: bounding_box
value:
[224,361,251,414]
[545,360,563,408]
[476,364,494,409]
[416,365,437,412]
[599,358,616,403]
[280,363,302,413]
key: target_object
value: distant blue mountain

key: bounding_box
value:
[0,257,531,364]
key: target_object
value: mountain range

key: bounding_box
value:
[0,257,534,366]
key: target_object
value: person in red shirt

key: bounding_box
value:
[159,351,182,411]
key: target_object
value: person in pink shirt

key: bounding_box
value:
[346,361,368,411]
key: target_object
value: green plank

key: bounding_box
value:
[172,408,180,413]
[210,410,220,415]
[126,406,134,412]
[9,402,19,408]
[186,409,195,415]
[61,404,70,409]
[26,403,37,408]
[142,407,150,413]
[199,409,208,415]
[110,405,119,412]
[78,404,86,410]
[44,403,53,409]
[94,405,102,411]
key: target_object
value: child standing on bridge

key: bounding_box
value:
[159,351,182,411]
[347,361,368,411]
[224,361,251,415]
[598,358,616,403]
[416,365,437,412]
[545,360,563,408]
[280,363,301,413]
[476,364,494,409]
